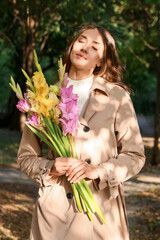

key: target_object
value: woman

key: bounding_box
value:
[17,24,145,240]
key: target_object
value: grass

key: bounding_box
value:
[0,128,21,164]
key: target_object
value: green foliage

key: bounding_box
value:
[0,0,158,116]
[0,42,15,112]
[0,129,20,164]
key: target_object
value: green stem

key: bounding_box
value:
[76,183,95,213]
[85,201,93,221]
[26,124,56,153]
[71,184,82,212]
[41,128,64,157]
[79,180,107,224]
[81,179,95,201]
[46,116,67,154]
[42,116,67,157]
[80,195,87,212]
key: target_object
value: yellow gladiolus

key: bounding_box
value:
[54,105,61,124]
[32,71,49,97]
[48,91,60,105]
[35,97,58,118]
[27,89,36,99]
[29,98,40,113]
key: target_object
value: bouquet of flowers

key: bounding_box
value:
[9,51,107,224]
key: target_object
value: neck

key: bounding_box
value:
[69,65,94,80]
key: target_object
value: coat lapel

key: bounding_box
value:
[79,76,110,123]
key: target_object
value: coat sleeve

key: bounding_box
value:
[17,125,58,187]
[95,90,145,195]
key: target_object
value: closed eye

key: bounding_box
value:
[78,40,85,43]
[92,46,97,51]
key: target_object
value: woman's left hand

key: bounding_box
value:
[66,159,99,183]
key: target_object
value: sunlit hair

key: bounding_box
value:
[64,23,130,93]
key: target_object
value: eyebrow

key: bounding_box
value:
[80,34,101,45]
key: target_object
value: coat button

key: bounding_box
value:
[83,126,90,132]
[66,193,73,199]
[85,158,91,164]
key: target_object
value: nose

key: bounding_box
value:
[81,43,88,53]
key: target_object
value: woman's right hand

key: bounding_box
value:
[49,157,76,176]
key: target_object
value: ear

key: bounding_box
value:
[96,59,102,67]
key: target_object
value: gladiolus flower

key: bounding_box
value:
[58,86,79,135]
[60,86,78,103]
[59,118,79,136]
[25,114,41,127]
[63,73,69,87]
[32,71,49,97]
[16,93,30,112]
[58,101,79,121]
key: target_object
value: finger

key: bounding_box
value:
[67,162,85,180]
[51,164,69,175]
[72,172,86,183]
[68,168,86,183]
[66,160,84,176]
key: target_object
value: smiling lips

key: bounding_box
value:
[76,53,87,60]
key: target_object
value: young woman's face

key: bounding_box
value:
[69,29,104,73]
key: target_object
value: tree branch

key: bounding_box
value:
[143,39,158,51]
[40,34,49,51]
[0,31,18,56]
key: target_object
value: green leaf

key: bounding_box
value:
[9,83,17,93]
[41,115,67,157]
[34,50,42,72]
[16,83,23,97]
[26,124,56,152]
[10,76,16,87]
[22,69,35,92]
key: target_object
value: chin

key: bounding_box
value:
[71,61,88,71]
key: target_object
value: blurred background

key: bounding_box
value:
[0,0,159,239]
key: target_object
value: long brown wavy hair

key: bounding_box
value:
[64,24,130,93]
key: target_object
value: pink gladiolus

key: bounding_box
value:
[25,114,41,127]
[60,86,78,103]
[63,73,69,87]
[58,101,79,121]
[59,118,79,136]
[59,85,79,135]
[16,93,30,112]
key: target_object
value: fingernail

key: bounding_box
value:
[67,178,70,181]
[66,173,68,176]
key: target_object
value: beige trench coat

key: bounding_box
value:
[17,76,145,240]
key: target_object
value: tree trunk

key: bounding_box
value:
[151,65,160,165]
[9,5,37,131]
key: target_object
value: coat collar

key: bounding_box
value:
[91,76,111,96]
[80,76,111,124]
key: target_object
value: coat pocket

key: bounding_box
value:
[37,184,57,208]
[38,180,74,222]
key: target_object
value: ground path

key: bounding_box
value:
[0,164,160,240]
